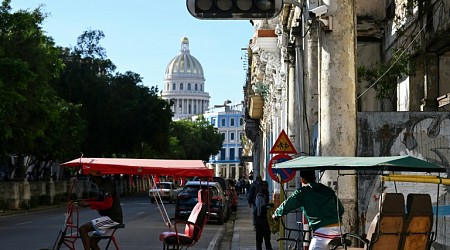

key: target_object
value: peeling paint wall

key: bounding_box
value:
[358,111,450,247]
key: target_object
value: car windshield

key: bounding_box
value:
[180,186,219,196]
[156,183,171,189]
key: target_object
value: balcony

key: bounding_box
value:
[249,95,264,119]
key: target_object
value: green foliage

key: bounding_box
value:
[1,1,222,180]
[51,29,173,159]
[0,1,85,178]
[167,116,224,161]
[358,49,412,102]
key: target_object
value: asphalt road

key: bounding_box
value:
[0,195,230,250]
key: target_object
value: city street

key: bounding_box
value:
[0,195,233,250]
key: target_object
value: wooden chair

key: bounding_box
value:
[401,193,434,250]
[159,189,209,250]
[338,193,406,250]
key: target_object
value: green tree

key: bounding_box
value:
[106,72,173,157]
[0,1,85,178]
[168,116,223,161]
[52,30,173,158]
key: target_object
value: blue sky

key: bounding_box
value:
[11,0,254,106]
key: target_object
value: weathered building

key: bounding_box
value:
[243,0,450,246]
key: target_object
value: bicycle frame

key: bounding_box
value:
[53,201,80,250]
[53,176,80,250]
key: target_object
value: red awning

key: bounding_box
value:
[62,158,214,177]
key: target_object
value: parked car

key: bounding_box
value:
[227,179,238,212]
[148,182,178,204]
[175,181,227,225]
[212,177,232,220]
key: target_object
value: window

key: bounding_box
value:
[220,148,226,161]
[221,132,226,141]
[211,118,216,126]
[188,83,191,90]
[230,118,235,127]
[167,84,169,90]
[221,118,226,127]
[240,118,244,126]
[230,148,235,160]
[172,83,176,90]
[180,83,184,90]
[195,84,198,91]
[230,132,235,141]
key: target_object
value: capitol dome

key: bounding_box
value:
[161,37,210,121]
[165,37,204,80]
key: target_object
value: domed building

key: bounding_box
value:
[161,37,210,120]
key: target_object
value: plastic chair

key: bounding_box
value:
[339,193,406,250]
[401,193,434,250]
[159,189,209,250]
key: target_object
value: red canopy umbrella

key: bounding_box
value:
[62,157,214,177]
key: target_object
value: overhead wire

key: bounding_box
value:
[357,0,444,99]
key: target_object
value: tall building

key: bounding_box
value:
[161,37,210,120]
[202,101,246,180]
[162,37,247,180]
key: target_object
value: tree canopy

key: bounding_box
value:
[0,1,225,179]
[0,0,84,178]
[167,116,224,161]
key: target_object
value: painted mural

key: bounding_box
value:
[358,112,450,248]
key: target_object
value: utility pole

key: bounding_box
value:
[317,0,358,234]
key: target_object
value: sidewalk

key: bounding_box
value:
[232,194,280,250]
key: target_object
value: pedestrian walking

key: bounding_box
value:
[248,175,262,229]
[254,180,273,250]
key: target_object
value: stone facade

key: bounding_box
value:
[243,0,450,247]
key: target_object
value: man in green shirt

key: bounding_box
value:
[272,170,344,250]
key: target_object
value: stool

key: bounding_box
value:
[91,223,125,250]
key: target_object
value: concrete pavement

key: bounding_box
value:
[230,193,280,250]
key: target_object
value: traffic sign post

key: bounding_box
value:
[268,154,295,183]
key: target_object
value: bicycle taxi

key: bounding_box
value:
[54,157,214,250]
[272,155,448,250]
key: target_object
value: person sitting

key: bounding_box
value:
[78,170,123,250]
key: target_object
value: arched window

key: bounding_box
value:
[172,83,176,90]
[195,84,198,91]
[167,84,170,90]
[180,83,184,90]
[188,83,191,90]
